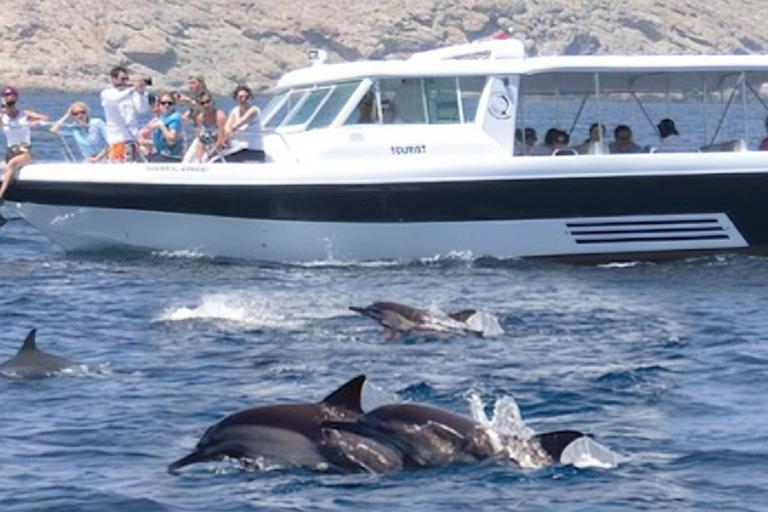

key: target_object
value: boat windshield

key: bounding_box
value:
[265,81,363,132]
[264,89,308,130]
[307,82,361,130]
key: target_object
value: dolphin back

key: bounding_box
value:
[0,329,75,378]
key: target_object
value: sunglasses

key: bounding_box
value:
[201,100,212,106]
[71,110,87,116]
[159,101,173,106]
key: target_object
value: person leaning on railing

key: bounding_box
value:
[0,86,49,202]
[50,102,108,162]
[223,85,265,162]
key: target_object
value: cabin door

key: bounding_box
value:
[480,76,519,155]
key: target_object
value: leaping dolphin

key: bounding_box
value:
[349,301,489,340]
[168,375,404,474]
[324,402,585,469]
[0,329,76,378]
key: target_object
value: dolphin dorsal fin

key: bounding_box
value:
[322,375,366,413]
[19,329,38,353]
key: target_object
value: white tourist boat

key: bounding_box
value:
[7,38,768,263]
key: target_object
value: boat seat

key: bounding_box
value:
[647,145,701,154]
[700,139,748,153]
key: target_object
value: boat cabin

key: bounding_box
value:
[257,39,768,164]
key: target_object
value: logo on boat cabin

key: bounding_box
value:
[391,145,427,156]
[488,92,512,120]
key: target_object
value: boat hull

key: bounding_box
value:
[7,203,752,263]
[8,163,768,263]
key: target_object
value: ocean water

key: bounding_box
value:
[1,92,768,511]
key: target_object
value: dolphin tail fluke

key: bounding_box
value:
[534,430,585,462]
[321,375,366,413]
[448,309,477,323]
[19,329,38,354]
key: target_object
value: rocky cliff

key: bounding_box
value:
[1,0,767,93]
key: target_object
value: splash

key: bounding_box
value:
[466,392,549,469]
[156,292,298,328]
[466,392,618,470]
[152,249,211,260]
[422,305,505,338]
[418,250,476,265]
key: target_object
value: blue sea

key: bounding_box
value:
[1,92,768,511]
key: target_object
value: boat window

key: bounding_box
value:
[425,78,460,124]
[308,81,361,130]
[379,78,427,124]
[517,71,768,156]
[345,90,378,125]
[283,87,332,127]
[264,89,307,129]
[260,92,287,127]
[459,77,486,123]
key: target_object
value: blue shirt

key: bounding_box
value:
[153,112,182,157]
[59,118,107,159]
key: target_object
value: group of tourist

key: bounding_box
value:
[514,118,699,156]
[0,67,265,201]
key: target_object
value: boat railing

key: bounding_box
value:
[28,123,84,164]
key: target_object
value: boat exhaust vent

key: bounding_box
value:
[567,217,735,245]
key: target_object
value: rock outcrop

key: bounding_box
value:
[1,0,767,93]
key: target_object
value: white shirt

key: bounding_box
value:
[100,86,149,144]
[2,112,31,147]
[228,106,263,151]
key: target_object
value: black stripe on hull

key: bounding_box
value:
[8,171,768,246]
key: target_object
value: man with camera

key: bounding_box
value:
[100,66,150,162]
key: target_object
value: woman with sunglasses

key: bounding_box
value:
[50,102,108,162]
[0,86,48,201]
[146,91,182,162]
[192,91,227,163]
[224,85,265,162]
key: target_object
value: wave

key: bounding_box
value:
[466,392,618,470]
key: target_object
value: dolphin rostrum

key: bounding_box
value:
[349,301,486,340]
[0,329,76,378]
[324,402,585,469]
[168,375,403,474]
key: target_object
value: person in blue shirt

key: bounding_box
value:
[50,102,107,162]
[146,91,182,162]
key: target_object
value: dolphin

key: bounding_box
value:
[324,403,585,469]
[168,375,403,474]
[349,301,486,340]
[0,329,76,378]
